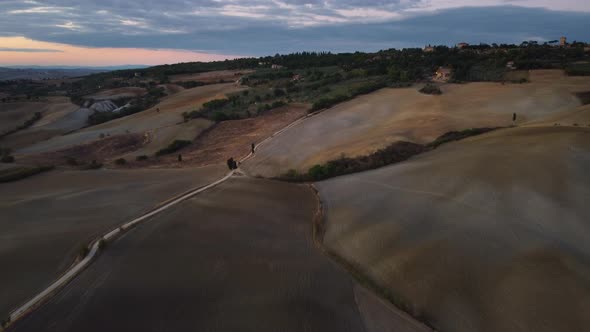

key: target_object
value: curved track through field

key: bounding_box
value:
[5,108,431,332]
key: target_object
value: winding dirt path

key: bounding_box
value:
[4,104,430,332]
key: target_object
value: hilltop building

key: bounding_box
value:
[560,36,567,47]
[271,64,284,70]
[434,67,452,82]
[457,42,469,49]
[506,61,516,70]
[423,45,435,52]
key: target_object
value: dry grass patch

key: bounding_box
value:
[170,69,254,83]
[133,103,309,168]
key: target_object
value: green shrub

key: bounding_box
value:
[273,88,286,97]
[575,91,590,105]
[1,155,15,163]
[66,157,78,166]
[310,81,387,112]
[0,147,11,157]
[78,245,89,259]
[271,100,287,109]
[427,128,498,149]
[419,84,442,95]
[0,165,54,183]
[80,160,103,170]
[212,112,230,122]
[114,158,127,165]
[178,81,206,89]
[202,98,231,111]
[22,112,42,128]
[156,140,191,156]
[566,63,590,76]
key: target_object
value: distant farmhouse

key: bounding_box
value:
[506,61,516,70]
[434,67,452,82]
[271,64,284,70]
[456,42,469,49]
[423,45,435,53]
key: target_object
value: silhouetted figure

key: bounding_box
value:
[513,113,517,123]
[178,154,182,162]
[156,108,160,113]
[251,143,255,154]
[227,157,237,170]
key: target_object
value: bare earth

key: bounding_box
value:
[243,70,590,177]
[9,177,369,332]
[0,97,79,135]
[316,125,590,332]
[19,133,146,166]
[138,103,309,168]
[0,165,226,319]
[0,98,84,150]
[16,83,243,155]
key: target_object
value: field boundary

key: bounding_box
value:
[308,184,435,332]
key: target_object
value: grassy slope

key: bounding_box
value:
[243,70,590,177]
[316,125,590,332]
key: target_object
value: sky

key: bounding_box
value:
[1,0,589,66]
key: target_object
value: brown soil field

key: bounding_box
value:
[119,119,212,159]
[316,125,590,332]
[85,87,147,100]
[16,83,242,156]
[243,70,590,177]
[0,98,78,136]
[170,69,254,83]
[133,103,309,168]
[20,133,145,166]
[1,104,91,152]
[0,165,226,320]
[8,177,371,332]
[0,98,82,150]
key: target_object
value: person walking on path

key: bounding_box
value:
[251,143,255,154]
[227,157,237,170]
[513,113,517,125]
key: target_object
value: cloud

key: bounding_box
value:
[0,47,63,53]
[55,21,82,30]
[0,1,589,62]
[8,6,72,14]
